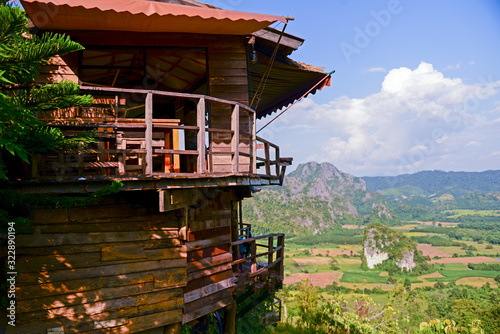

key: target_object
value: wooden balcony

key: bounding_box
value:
[26,86,291,189]
[230,233,284,292]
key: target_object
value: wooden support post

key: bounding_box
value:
[173,128,180,173]
[275,147,280,177]
[231,201,240,273]
[264,142,271,176]
[145,92,153,174]
[239,200,243,236]
[114,95,118,120]
[277,234,285,287]
[251,112,257,173]
[197,97,206,174]
[117,132,125,175]
[268,236,274,272]
[231,105,240,174]
[251,239,257,274]
[224,302,237,334]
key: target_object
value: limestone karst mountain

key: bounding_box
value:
[242,161,397,236]
[363,222,418,271]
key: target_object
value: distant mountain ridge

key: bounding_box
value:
[363,170,500,204]
[242,162,397,236]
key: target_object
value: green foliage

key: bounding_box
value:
[363,223,423,271]
[278,280,415,333]
[467,262,500,271]
[180,313,222,334]
[243,162,400,236]
[410,235,464,247]
[288,227,364,246]
[417,319,484,334]
[328,258,340,270]
[0,181,123,221]
[0,1,92,180]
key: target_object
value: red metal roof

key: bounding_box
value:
[21,0,286,35]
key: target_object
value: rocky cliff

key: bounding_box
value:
[243,162,398,236]
[363,223,417,271]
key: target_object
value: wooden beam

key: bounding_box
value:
[184,277,234,303]
[145,92,153,174]
[251,112,257,173]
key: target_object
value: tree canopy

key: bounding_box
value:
[0,0,92,180]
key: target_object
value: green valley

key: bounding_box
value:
[241,162,500,333]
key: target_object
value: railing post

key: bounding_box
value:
[145,92,153,174]
[251,112,257,173]
[275,146,280,177]
[277,234,284,286]
[197,97,206,174]
[268,236,274,271]
[117,132,125,175]
[231,105,240,173]
[251,239,257,274]
[264,142,271,176]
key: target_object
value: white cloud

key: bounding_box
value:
[364,67,387,73]
[265,62,500,176]
[443,62,461,71]
[466,141,480,147]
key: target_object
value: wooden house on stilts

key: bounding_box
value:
[4,0,331,332]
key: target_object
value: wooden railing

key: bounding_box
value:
[231,233,284,286]
[264,297,282,327]
[31,86,291,180]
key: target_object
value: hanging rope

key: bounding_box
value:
[256,70,335,134]
[250,18,291,111]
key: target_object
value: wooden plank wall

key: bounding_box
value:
[208,41,251,173]
[182,189,239,324]
[12,192,186,334]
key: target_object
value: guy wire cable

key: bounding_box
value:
[250,17,293,111]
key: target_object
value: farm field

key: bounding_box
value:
[283,222,500,293]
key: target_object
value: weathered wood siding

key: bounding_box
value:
[182,189,239,324]
[13,192,186,334]
[208,44,251,173]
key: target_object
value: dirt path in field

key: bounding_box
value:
[417,244,451,258]
[284,272,344,288]
[418,271,445,279]
[294,258,330,265]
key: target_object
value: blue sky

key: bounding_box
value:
[213,0,500,176]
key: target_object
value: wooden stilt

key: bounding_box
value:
[224,302,237,334]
